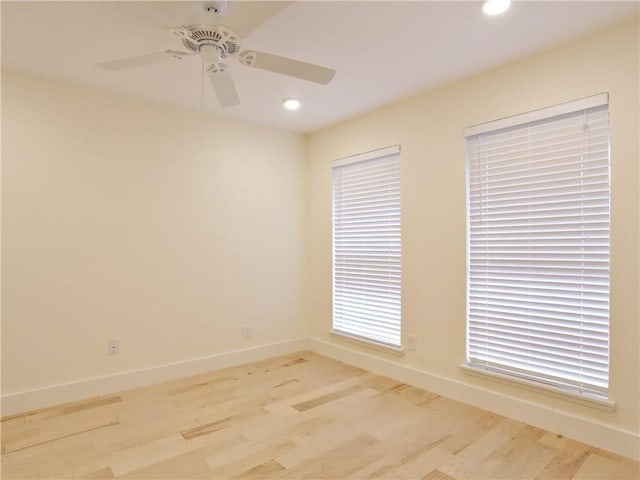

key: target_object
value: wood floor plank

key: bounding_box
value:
[204,439,296,478]
[233,459,285,480]
[1,396,122,424]
[277,434,382,479]
[534,440,592,480]
[572,453,621,480]
[426,418,527,479]
[377,446,456,479]
[118,432,247,479]
[422,469,457,480]
[346,431,429,479]
[275,421,360,469]
[4,433,109,479]
[109,433,190,477]
[0,429,40,454]
[1,351,636,479]
[291,384,361,412]
[180,406,268,440]
[476,426,555,479]
[4,419,119,454]
[538,431,569,450]
[438,411,503,455]
[81,466,114,479]
[240,413,330,443]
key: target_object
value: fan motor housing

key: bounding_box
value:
[180,25,240,58]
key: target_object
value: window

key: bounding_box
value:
[465,94,610,401]
[332,145,401,349]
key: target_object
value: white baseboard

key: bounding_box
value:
[3,336,638,461]
[1,338,309,417]
[308,337,640,462]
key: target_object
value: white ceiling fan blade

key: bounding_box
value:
[221,1,292,38]
[207,64,240,107]
[242,51,335,85]
[97,50,191,71]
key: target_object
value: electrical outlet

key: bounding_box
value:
[407,334,417,351]
[107,339,120,355]
[242,325,251,338]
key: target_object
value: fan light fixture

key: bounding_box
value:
[283,98,301,111]
[482,0,511,16]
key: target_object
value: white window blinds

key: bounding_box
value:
[333,145,401,348]
[465,94,610,400]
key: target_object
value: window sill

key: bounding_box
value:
[329,329,405,356]
[460,364,616,412]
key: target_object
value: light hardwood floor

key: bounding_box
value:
[1,351,638,479]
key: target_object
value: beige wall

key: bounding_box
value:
[306,21,639,435]
[1,72,306,394]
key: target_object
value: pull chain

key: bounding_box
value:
[201,59,205,107]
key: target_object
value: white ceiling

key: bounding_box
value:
[2,1,637,133]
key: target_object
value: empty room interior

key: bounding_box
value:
[1,1,639,478]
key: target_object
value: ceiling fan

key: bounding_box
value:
[97,1,335,107]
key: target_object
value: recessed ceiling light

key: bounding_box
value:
[283,98,301,111]
[482,0,511,16]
